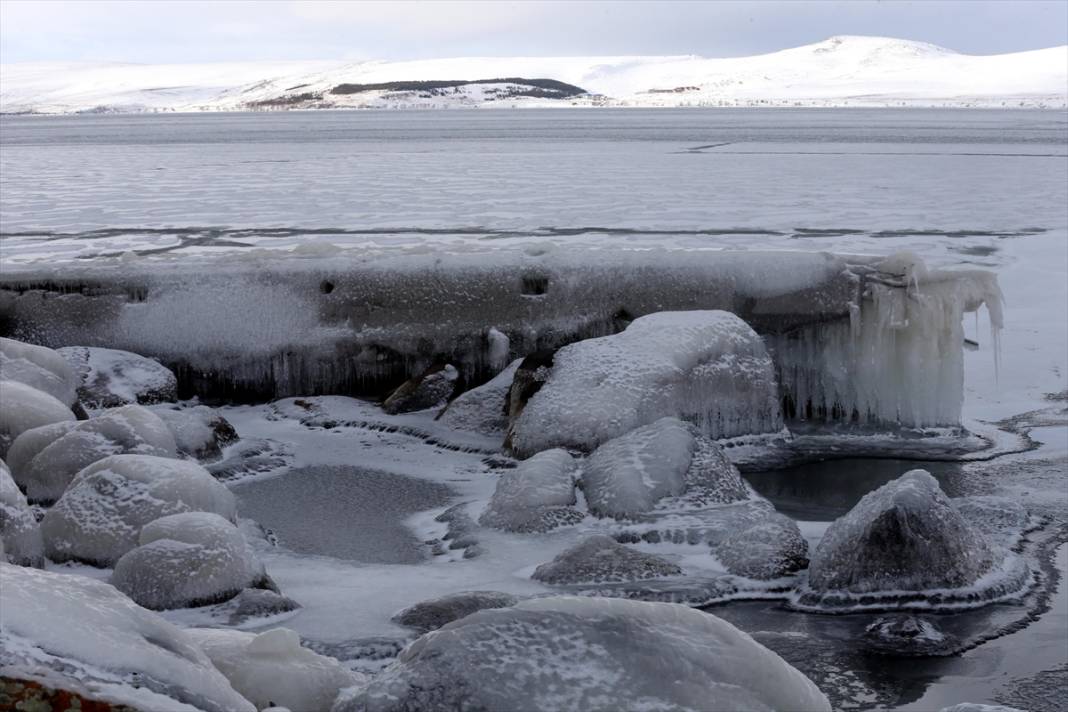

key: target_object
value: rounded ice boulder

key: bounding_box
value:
[7,404,178,503]
[41,454,237,566]
[57,345,178,408]
[392,590,520,633]
[147,403,239,460]
[532,534,682,585]
[0,380,76,458]
[334,596,831,712]
[112,512,268,610]
[0,459,44,567]
[0,337,79,407]
[479,448,582,532]
[715,513,809,580]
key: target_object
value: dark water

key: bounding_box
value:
[232,466,454,564]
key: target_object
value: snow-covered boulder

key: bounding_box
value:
[42,454,237,566]
[7,404,178,503]
[715,513,809,580]
[382,363,459,414]
[393,591,519,633]
[532,535,681,585]
[147,403,239,460]
[436,359,520,435]
[479,448,582,532]
[57,345,178,408]
[0,380,76,458]
[807,470,995,595]
[0,564,255,712]
[112,512,267,610]
[0,337,79,407]
[335,596,831,712]
[509,310,782,456]
[188,627,363,712]
[0,460,43,567]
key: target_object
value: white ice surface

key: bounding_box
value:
[0,459,43,565]
[58,345,178,408]
[0,380,76,457]
[0,337,79,406]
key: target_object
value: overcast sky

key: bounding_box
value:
[2,0,1066,64]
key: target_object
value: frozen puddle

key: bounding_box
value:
[232,466,454,564]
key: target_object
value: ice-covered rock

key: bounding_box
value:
[436,358,520,435]
[188,627,364,712]
[393,591,520,633]
[41,454,237,566]
[715,513,809,580]
[532,535,682,585]
[863,614,957,656]
[335,596,831,712]
[57,345,178,408]
[479,448,583,532]
[112,512,267,610]
[0,337,79,407]
[0,460,43,567]
[7,404,178,503]
[382,363,459,414]
[224,588,301,626]
[0,380,76,458]
[147,403,239,460]
[509,310,782,456]
[678,434,753,505]
[807,470,995,595]
[0,564,255,712]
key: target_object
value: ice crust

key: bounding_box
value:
[479,448,581,532]
[188,627,364,712]
[510,311,783,455]
[714,512,810,580]
[41,454,237,565]
[392,591,520,633]
[336,596,832,712]
[0,459,44,566]
[0,337,79,407]
[0,563,255,712]
[0,380,76,458]
[7,404,178,503]
[111,511,266,610]
[58,345,178,408]
[532,535,682,585]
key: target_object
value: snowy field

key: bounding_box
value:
[1,108,1066,711]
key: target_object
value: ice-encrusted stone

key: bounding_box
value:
[479,448,583,532]
[7,404,178,503]
[509,310,782,456]
[862,614,957,656]
[188,627,364,712]
[392,591,520,633]
[581,418,695,519]
[0,564,255,712]
[0,337,79,407]
[335,596,831,712]
[0,380,76,458]
[954,496,1031,549]
[41,454,236,566]
[112,512,267,610]
[224,588,301,626]
[147,403,239,461]
[436,359,520,435]
[807,470,995,594]
[0,460,43,567]
[382,363,459,414]
[57,346,177,408]
[532,535,681,585]
[715,513,809,580]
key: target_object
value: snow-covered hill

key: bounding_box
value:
[2,36,1065,113]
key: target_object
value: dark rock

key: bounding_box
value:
[392,591,519,633]
[862,614,957,656]
[226,588,300,625]
[382,363,459,415]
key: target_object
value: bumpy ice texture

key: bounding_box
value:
[112,511,266,610]
[532,535,682,585]
[41,454,236,566]
[0,380,75,458]
[7,404,177,503]
[510,310,782,455]
[0,337,79,406]
[0,460,44,566]
[436,358,520,435]
[714,513,810,580]
[0,564,255,712]
[393,591,520,633]
[57,346,177,408]
[188,627,363,712]
[147,403,239,460]
[479,448,582,532]
[335,596,831,712]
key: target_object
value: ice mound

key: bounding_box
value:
[382,363,459,414]
[335,596,831,712]
[223,588,301,626]
[0,380,76,458]
[714,513,809,580]
[509,310,782,456]
[0,563,255,712]
[533,534,682,585]
[57,345,177,408]
[393,591,520,633]
[862,614,957,656]
[0,460,44,566]
[188,627,364,712]
[41,454,237,565]
[436,358,520,435]
[800,470,1028,609]
[0,337,79,407]
[7,404,178,503]
[479,448,582,532]
[147,403,239,460]
[112,512,268,610]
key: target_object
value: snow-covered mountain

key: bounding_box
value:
[2,36,1065,113]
